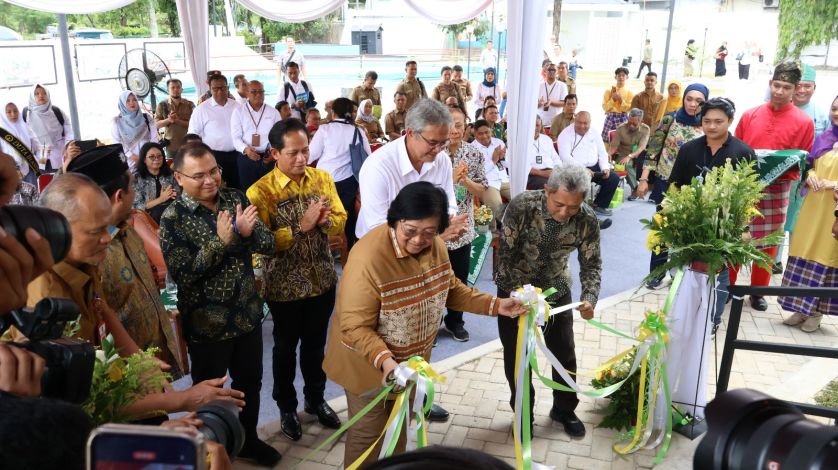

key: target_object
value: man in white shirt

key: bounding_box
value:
[480,41,498,72]
[527,116,562,189]
[472,119,509,227]
[557,111,619,216]
[538,64,568,135]
[277,62,315,121]
[233,74,249,104]
[356,98,467,241]
[187,73,241,189]
[277,36,306,83]
[231,80,281,190]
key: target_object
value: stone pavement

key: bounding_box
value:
[235,270,837,470]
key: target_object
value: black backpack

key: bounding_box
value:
[22,106,66,137]
[282,81,317,111]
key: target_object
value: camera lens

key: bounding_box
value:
[0,205,72,263]
[195,400,245,458]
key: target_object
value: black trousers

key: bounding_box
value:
[335,177,359,249]
[636,61,652,78]
[738,62,750,80]
[444,243,472,329]
[497,289,579,413]
[213,150,242,190]
[188,327,263,435]
[268,287,336,412]
[237,152,274,191]
[589,163,620,209]
[649,178,671,279]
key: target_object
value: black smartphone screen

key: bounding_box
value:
[90,432,199,469]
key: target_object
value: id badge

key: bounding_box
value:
[536,155,543,165]
[251,134,261,147]
[97,320,108,344]
[497,160,505,171]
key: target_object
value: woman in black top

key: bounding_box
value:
[133,141,179,222]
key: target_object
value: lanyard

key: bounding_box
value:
[247,104,267,130]
[570,133,584,158]
[544,81,557,100]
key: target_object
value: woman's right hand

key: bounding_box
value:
[806,172,822,191]
[636,180,649,197]
[380,357,398,386]
[161,185,177,201]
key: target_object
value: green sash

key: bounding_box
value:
[754,149,808,184]
[467,231,491,285]
[0,126,41,176]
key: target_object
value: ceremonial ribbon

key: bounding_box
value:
[293,357,445,470]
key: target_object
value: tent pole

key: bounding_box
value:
[659,0,676,94]
[58,14,81,140]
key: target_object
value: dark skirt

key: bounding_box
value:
[714,59,726,77]
[778,256,838,316]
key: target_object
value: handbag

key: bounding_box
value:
[349,127,369,181]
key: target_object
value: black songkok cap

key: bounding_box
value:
[772,60,802,85]
[66,143,128,186]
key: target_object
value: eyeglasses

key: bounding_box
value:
[177,167,222,182]
[250,90,265,95]
[146,154,164,161]
[416,133,450,151]
[399,221,438,241]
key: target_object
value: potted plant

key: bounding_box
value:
[474,205,493,233]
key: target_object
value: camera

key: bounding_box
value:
[194,399,245,457]
[0,297,95,404]
[0,204,95,403]
[158,137,172,149]
[695,388,838,469]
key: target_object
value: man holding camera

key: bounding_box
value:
[160,142,281,467]
[155,78,195,159]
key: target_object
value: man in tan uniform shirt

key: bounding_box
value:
[394,60,427,110]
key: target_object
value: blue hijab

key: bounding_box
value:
[116,90,148,144]
[482,67,496,87]
[674,83,709,127]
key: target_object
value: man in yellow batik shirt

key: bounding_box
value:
[246,118,347,442]
[600,66,634,142]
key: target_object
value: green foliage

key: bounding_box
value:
[777,0,838,60]
[814,377,838,409]
[641,162,783,283]
[437,18,490,48]
[0,3,55,38]
[591,351,640,431]
[113,26,150,38]
[82,334,171,426]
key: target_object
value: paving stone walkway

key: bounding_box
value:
[236,271,837,469]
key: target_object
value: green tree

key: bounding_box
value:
[776,0,838,61]
[438,19,489,49]
[0,3,55,38]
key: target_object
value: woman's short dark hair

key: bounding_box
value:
[473,119,491,131]
[332,97,356,121]
[268,118,308,152]
[365,446,514,470]
[700,97,736,120]
[136,141,171,178]
[386,182,450,234]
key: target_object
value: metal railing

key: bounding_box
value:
[717,285,838,419]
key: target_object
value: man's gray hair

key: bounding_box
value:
[629,108,644,118]
[545,164,591,195]
[38,173,105,222]
[405,98,453,133]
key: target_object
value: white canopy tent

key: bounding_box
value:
[6,0,543,199]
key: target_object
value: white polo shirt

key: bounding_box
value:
[230,102,280,154]
[556,125,611,170]
[537,79,568,125]
[529,134,561,170]
[309,119,372,184]
[187,98,237,152]
[472,137,508,190]
[355,136,457,239]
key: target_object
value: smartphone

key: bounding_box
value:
[87,424,206,470]
[76,139,99,153]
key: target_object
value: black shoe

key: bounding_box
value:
[711,323,719,337]
[627,195,639,201]
[238,435,282,467]
[772,262,783,275]
[279,410,302,441]
[549,408,586,437]
[304,401,341,429]
[593,206,613,216]
[599,218,612,230]
[645,277,663,290]
[425,404,449,422]
[750,296,768,311]
[446,324,470,342]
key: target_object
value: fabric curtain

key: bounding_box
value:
[505,0,548,198]
[175,0,209,97]
[5,0,137,14]
[401,0,493,25]
[235,0,344,23]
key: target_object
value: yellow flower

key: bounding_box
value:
[107,362,124,382]
[746,206,763,219]
[645,230,661,252]
[652,213,663,226]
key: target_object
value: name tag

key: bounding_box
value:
[536,155,543,165]
[497,161,505,171]
[251,134,261,147]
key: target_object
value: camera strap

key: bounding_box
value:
[0,126,42,176]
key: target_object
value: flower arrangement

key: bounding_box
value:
[642,162,782,281]
[82,334,170,426]
[591,350,640,431]
[474,205,493,227]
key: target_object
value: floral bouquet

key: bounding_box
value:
[474,205,493,228]
[591,350,640,431]
[82,334,170,426]
[642,162,782,282]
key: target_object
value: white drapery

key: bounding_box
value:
[504,0,548,197]
[175,0,209,97]
[235,0,344,23]
[5,0,136,14]
[401,0,493,25]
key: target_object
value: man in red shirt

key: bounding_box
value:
[730,60,815,311]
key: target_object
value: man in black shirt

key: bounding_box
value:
[670,97,754,187]
[669,97,754,333]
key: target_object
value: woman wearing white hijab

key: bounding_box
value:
[110,90,158,172]
[24,84,72,172]
[0,99,37,185]
[354,98,384,142]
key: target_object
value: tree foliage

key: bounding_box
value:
[776,0,838,60]
[437,18,490,49]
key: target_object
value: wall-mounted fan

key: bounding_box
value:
[118,48,171,109]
